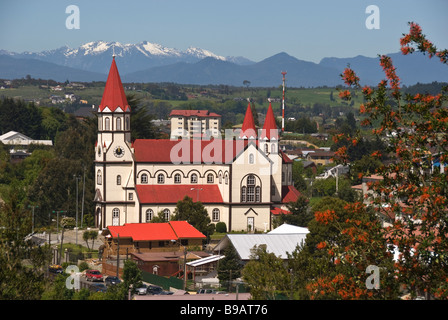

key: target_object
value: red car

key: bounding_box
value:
[85,269,103,282]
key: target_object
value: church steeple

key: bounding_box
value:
[260,100,278,141]
[239,101,257,140]
[260,100,279,155]
[98,56,130,113]
[97,56,131,145]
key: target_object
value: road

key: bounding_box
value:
[32,228,105,250]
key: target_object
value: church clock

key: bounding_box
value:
[113,145,125,158]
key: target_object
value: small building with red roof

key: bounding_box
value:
[102,221,209,277]
[94,57,301,234]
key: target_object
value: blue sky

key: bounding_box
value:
[1,0,447,63]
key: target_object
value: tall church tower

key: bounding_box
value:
[259,100,278,155]
[260,100,282,203]
[94,57,135,229]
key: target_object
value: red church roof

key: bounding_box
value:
[133,138,252,164]
[282,185,301,203]
[98,57,130,113]
[260,102,278,140]
[239,102,257,139]
[169,110,221,118]
[107,221,206,241]
[136,184,223,204]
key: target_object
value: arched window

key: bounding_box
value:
[116,117,121,130]
[112,208,120,226]
[141,173,148,184]
[241,174,261,203]
[146,209,154,222]
[97,170,102,185]
[191,173,198,184]
[125,116,130,130]
[163,208,170,221]
[207,173,214,183]
[219,173,222,184]
[98,117,102,131]
[212,208,220,222]
[264,144,268,153]
[117,175,121,185]
[225,173,228,185]
[271,143,276,153]
[157,174,165,184]
[105,117,110,130]
[249,153,254,164]
[174,173,181,184]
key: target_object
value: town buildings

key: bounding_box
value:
[94,57,300,233]
[169,109,221,139]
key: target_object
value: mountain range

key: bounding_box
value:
[1,41,447,87]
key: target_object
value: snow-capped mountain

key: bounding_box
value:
[2,41,233,74]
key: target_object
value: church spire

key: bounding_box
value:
[239,100,257,139]
[98,56,130,113]
[260,100,278,140]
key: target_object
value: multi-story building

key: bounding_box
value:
[94,57,300,232]
[169,109,221,139]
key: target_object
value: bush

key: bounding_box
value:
[78,261,89,272]
[215,222,227,233]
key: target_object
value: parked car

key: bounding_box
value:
[85,269,103,282]
[90,283,108,293]
[48,264,63,274]
[197,289,227,294]
[147,285,173,295]
[135,283,148,295]
[105,276,121,286]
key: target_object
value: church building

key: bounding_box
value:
[94,57,300,232]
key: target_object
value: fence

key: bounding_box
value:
[141,271,185,291]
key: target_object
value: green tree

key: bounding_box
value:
[128,95,158,140]
[274,195,312,228]
[217,243,242,287]
[83,230,98,251]
[172,196,215,238]
[242,245,290,300]
[0,187,48,299]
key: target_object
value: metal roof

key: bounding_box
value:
[186,255,225,267]
[268,223,309,235]
[214,233,307,260]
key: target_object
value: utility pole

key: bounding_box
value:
[281,71,287,133]
[81,166,85,229]
[74,175,81,245]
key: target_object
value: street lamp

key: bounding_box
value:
[108,228,120,278]
[74,175,81,245]
[52,211,66,242]
[28,205,38,233]
[190,187,203,202]
[171,239,188,290]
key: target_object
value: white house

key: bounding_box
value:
[0,131,52,147]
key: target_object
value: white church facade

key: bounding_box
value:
[94,57,300,232]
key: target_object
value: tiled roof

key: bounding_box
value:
[260,102,278,140]
[282,185,301,203]
[239,102,257,139]
[98,57,130,113]
[133,138,252,163]
[169,110,221,118]
[107,221,206,241]
[136,184,223,204]
[270,207,291,215]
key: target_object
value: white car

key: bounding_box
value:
[135,284,148,295]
